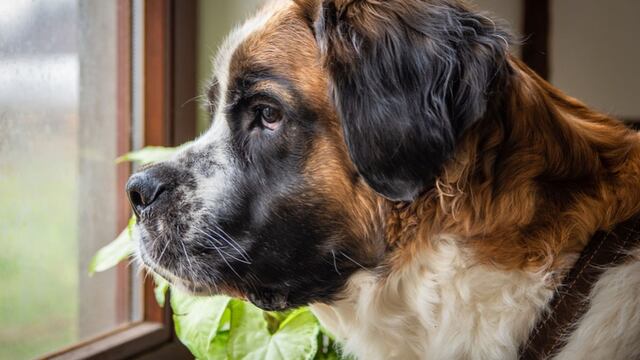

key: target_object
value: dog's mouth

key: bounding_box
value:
[135,225,294,310]
[136,228,213,295]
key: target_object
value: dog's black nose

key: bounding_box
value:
[126,170,167,216]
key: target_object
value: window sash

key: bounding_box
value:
[42,0,197,358]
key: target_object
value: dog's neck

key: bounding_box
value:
[384,57,640,273]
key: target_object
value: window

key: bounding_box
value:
[0,1,135,358]
[0,0,257,356]
[0,0,197,358]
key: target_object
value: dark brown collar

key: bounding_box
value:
[519,213,640,360]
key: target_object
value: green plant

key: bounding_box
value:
[89,146,344,360]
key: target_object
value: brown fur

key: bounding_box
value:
[230,6,327,114]
[387,57,640,273]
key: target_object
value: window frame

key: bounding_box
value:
[43,0,197,358]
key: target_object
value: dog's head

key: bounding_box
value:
[127,0,510,310]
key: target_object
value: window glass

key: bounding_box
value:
[0,1,129,358]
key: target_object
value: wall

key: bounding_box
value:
[471,0,523,57]
[550,0,640,120]
[473,0,640,121]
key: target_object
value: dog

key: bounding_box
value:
[127,0,640,358]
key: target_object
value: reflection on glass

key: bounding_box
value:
[0,1,125,358]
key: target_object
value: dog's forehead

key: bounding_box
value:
[212,2,285,90]
[212,1,323,103]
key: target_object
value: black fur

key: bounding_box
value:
[134,68,373,310]
[314,0,511,200]
[217,70,371,309]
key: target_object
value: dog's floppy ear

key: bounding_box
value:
[296,0,511,201]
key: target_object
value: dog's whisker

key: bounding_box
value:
[211,224,251,261]
[332,250,342,275]
[201,225,251,264]
[243,271,262,296]
[142,268,151,284]
[181,94,207,108]
[193,227,225,247]
[339,251,367,271]
[211,243,242,279]
[207,246,251,264]
[196,239,251,264]
[126,257,137,267]
[156,237,172,266]
[193,226,244,261]
[178,238,196,282]
[200,262,220,294]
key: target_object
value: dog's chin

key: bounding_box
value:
[136,241,213,296]
[135,229,298,310]
[169,278,215,296]
[142,261,216,297]
[142,259,292,310]
[246,288,292,311]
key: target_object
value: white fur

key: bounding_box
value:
[312,235,555,359]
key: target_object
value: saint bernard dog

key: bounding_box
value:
[127,0,640,358]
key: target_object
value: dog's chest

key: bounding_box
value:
[311,239,554,359]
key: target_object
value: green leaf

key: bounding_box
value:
[313,334,342,360]
[313,349,340,360]
[153,274,170,307]
[218,306,231,332]
[88,217,137,275]
[206,307,232,359]
[171,288,232,359]
[228,301,320,360]
[116,143,190,165]
[318,324,337,342]
[209,330,230,360]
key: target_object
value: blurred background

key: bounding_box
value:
[0,0,638,359]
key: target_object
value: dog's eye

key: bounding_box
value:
[256,105,282,131]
